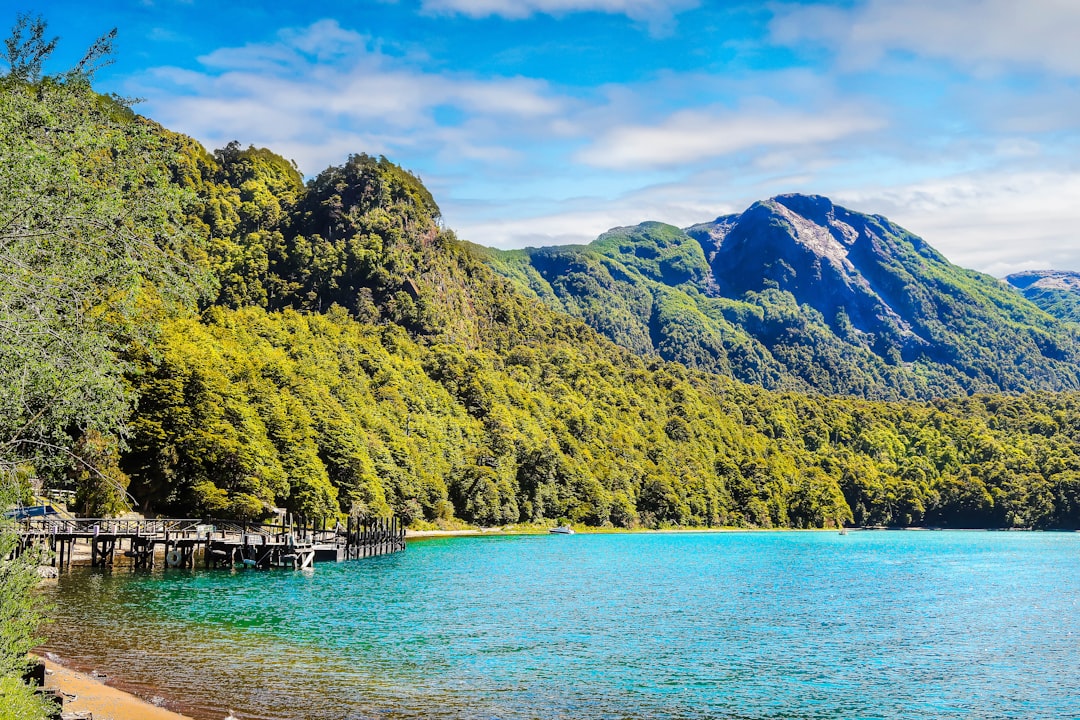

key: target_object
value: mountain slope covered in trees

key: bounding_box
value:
[481,195,1080,399]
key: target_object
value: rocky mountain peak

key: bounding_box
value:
[685,194,907,339]
[764,194,860,266]
[486,194,1080,398]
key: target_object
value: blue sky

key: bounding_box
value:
[20,0,1080,275]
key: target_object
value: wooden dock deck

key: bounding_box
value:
[11,515,405,571]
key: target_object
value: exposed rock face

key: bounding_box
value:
[688,193,1026,370]
[688,194,929,344]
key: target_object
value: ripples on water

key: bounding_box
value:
[38,531,1080,720]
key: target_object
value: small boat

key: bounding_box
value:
[549,525,574,534]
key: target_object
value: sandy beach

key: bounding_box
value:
[42,659,196,720]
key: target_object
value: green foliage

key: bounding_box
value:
[2,13,57,82]
[0,675,56,720]
[0,475,55,720]
[115,297,1080,530]
[0,66,210,479]
[2,11,116,85]
[1020,288,1080,323]
[68,430,131,517]
[124,309,473,520]
[1006,271,1080,324]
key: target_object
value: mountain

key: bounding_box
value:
[1006,270,1080,323]
[482,194,1080,399]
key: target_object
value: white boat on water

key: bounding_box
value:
[549,525,575,534]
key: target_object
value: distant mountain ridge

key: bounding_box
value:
[481,194,1080,399]
[1006,270,1080,323]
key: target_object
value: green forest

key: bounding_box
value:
[4,21,1080,543]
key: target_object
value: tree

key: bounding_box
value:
[68,430,132,517]
[1,16,205,717]
[1,18,203,709]
[2,13,56,82]
[0,20,209,480]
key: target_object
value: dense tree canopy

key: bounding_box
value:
[116,303,1080,530]
[0,15,159,717]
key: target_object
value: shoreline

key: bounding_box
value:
[404,524,1073,539]
[41,657,197,720]
[405,525,854,538]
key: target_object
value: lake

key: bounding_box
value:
[38,530,1080,720]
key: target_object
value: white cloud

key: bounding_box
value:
[421,0,698,25]
[834,170,1080,276]
[193,20,371,70]
[576,102,884,170]
[453,80,563,115]
[462,207,622,249]
[133,20,566,176]
[453,194,720,250]
[446,166,781,250]
[126,10,1080,281]
[771,0,1080,76]
[280,18,369,59]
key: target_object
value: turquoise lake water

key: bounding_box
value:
[38,531,1080,720]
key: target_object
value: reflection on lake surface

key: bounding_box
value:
[38,531,1080,720]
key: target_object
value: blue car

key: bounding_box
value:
[3,504,60,520]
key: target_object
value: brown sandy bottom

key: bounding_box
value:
[43,659,199,720]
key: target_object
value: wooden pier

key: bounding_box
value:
[11,515,405,571]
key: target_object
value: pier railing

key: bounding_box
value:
[18,517,205,537]
[19,516,341,540]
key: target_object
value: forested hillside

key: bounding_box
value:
[124,303,1080,530]
[482,196,1080,399]
[5,57,1080,533]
